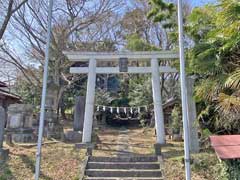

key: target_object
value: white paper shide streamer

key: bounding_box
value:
[138,107,140,113]
[95,104,151,114]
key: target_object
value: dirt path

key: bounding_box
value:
[93,125,156,157]
[116,127,134,156]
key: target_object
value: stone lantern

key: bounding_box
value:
[43,77,63,139]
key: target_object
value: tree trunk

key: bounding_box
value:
[60,104,67,121]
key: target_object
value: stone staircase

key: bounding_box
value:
[83,156,164,180]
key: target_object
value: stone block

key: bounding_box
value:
[44,123,63,139]
[75,143,95,149]
[32,114,38,126]
[5,128,36,143]
[8,104,33,113]
[45,98,54,109]
[11,133,35,143]
[7,113,23,128]
[7,104,33,129]
[6,104,35,144]
[0,148,9,164]
[85,169,162,177]
[45,111,58,123]
[73,96,85,131]
[64,130,82,143]
[24,115,34,128]
[154,143,162,155]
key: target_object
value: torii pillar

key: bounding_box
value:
[82,58,97,143]
[151,58,165,144]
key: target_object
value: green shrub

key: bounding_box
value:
[171,105,182,134]
[220,160,240,180]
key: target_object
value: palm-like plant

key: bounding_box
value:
[225,70,240,89]
[187,0,240,133]
[217,70,240,119]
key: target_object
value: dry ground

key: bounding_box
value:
[0,124,220,180]
[0,141,85,180]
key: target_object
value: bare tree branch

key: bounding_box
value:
[0,0,28,39]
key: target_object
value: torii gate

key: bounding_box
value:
[35,1,191,179]
[64,51,178,145]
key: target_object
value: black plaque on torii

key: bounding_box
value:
[119,57,128,72]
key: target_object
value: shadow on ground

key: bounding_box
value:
[19,154,53,180]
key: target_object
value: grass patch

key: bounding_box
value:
[163,144,220,180]
[0,142,85,180]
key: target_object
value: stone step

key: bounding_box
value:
[85,169,162,177]
[85,178,164,180]
[87,162,160,169]
[88,156,158,162]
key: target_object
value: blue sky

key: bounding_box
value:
[191,0,216,7]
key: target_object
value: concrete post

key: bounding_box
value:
[0,106,5,149]
[186,76,200,153]
[82,58,97,143]
[151,58,165,144]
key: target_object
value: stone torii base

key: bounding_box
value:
[0,148,9,164]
